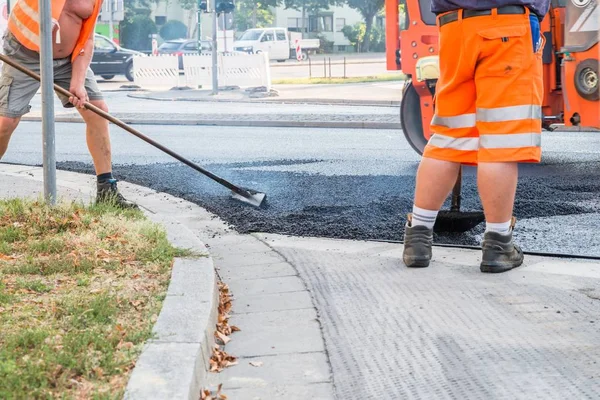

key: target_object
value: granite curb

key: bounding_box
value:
[0,164,219,400]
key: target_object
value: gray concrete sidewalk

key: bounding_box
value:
[95,80,403,105]
[2,165,599,399]
[126,82,403,106]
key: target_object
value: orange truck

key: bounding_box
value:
[385,0,600,155]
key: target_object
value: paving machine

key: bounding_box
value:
[385,0,599,232]
[385,0,600,155]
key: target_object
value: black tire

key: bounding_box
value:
[574,59,599,101]
[101,75,115,80]
[277,59,286,63]
[400,81,428,155]
[125,62,134,82]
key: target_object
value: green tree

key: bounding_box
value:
[120,14,158,50]
[344,0,384,52]
[341,22,365,51]
[159,20,188,40]
[234,1,276,31]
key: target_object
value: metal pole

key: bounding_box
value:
[211,8,218,94]
[344,57,346,79]
[323,58,326,78]
[108,0,114,42]
[39,0,56,204]
[196,0,202,54]
[308,57,311,79]
[6,0,10,14]
[328,57,331,79]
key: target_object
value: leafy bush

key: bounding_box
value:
[159,20,188,40]
[120,14,157,51]
[341,22,385,52]
[316,34,334,54]
[341,23,366,51]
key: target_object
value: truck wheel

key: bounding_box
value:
[400,81,427,155]
[300,51,309,61]
[574,59,599,101]
[101,75,115,80]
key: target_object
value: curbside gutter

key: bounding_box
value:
[21,115,401,130]
[126,93,401,107]
[0,165,219,400]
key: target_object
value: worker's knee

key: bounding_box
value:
[91,100,109,113]
[0,116,20,138]
[80,100,109,129]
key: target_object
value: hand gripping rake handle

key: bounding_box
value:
[0,53,266,206]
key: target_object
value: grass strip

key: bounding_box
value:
[0,198,190,399]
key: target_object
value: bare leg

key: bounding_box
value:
[77,100,111,175]
[477,162,518,223]
[0,117,21,159]
[413,157,462,210]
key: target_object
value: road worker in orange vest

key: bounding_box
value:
[402,1,549,273]
[0,0,137,208]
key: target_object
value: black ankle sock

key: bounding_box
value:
[97,172,114,184]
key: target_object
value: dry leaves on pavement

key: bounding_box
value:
[200,384,227,400]
[214,282,241,346]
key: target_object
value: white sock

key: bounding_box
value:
[411,205,438,229]
[485,220,512,235]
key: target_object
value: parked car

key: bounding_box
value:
[91,34,142,82]
[233,28,320,61]
[158,39,213,69]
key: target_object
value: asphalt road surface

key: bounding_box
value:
[2,120,600,257]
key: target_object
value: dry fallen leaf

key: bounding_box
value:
[0,253,16,261]
[215,331,231,345]
[249,361,264,367]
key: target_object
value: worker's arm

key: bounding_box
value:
[69,35,95,109]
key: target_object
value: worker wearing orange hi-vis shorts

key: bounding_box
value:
[402,1,549,273]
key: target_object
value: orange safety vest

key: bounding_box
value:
[7,0,102,63]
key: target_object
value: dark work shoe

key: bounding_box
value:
[96,179,139,209]
[480,220,523,273]
[402,214,433,268]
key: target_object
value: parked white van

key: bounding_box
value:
[234,28,320,61]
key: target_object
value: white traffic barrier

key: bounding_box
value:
[132,54,180,89]
[181,52,271,91]
[220,52,271,91]
[182,54,212,89]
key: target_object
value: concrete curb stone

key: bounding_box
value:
[0,165,219,400]
[126,92,400,107]
[20,115,400,130]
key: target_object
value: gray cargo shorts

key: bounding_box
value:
[0,30,103,118]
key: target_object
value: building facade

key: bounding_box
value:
[272,5,365,52]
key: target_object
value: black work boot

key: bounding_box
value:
[402,214,434,268]
[96,179,139,209]
[480,218,524,273]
